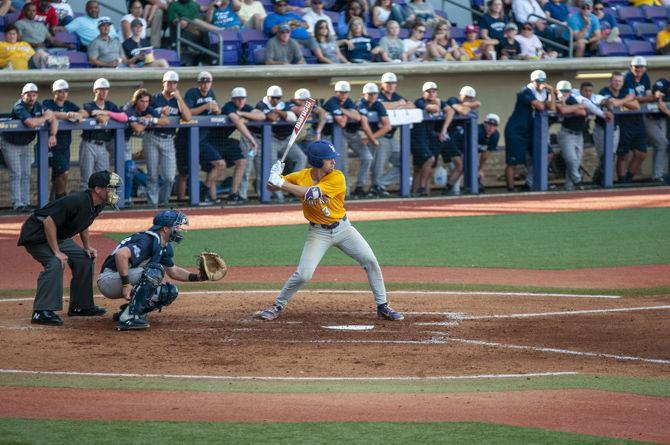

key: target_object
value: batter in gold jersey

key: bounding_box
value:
[254,140,404,321]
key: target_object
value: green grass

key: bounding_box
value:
[0,419,649,445]
[108,208,670,270]
[1,373,668,398]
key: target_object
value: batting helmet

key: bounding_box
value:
[150,210,189,243]
[307,140,340,168]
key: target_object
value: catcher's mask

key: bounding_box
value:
[150,210,189,244]
[307,140,340,168]
[88,170,122,207]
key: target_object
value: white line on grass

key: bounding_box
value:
[0,368,577,381]
[447,337,670,365]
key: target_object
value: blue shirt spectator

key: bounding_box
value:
[263,0,309,40]
[566,9,600,40]
[66,1,118,48]
[210,2,241,29]
[543,0,569,22]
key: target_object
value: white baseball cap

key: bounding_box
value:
[362,82,379,94]
[530,69,547,82]
[334,80,351,92]
[631,55,647,67]
[294,88,311,100]
[22,83,38,94]
[197,71,213,81]
[459,85,476,98]
[266,85,283,97]
[52,79,69,92]
[381,72,397,83]
[556,80,572,91]
[162,70,179,82]
[93,78,110,90]
[422,81,438,92]
[231,87,247,98]
[484,113,500,125]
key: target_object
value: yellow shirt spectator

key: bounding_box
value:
[0,41,35,70]
[657,29,670,54]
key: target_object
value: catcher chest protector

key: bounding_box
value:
[128,262,178,316]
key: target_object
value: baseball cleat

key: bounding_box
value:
[377,303,404,321]
[31,310,64,326]
[116,317,150,331]
[254,304,283,320]
[68,305,107,317]
[112,304,129,322]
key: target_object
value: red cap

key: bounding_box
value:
[465,24,479,34]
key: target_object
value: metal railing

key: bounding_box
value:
[528,13,573,59]
[175,21,227,65]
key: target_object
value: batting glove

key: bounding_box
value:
[270,160,285,176]
[268,172,285,188]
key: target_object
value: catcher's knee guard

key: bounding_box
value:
[150,282,179,312]
[127,262,164,317]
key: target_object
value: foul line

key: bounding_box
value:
[0,368,577,381]
[447,337,670,365]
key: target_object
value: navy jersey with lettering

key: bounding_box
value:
[597,86,640,127]
[477,123,499,151]
[149,92,182,136]
[220,101,254,139]
[561,95,586,132]
[82,100,121,141]
[251,100,292,139]
[355,98,388,134]
[123,102,162,140]
[505,87,538,132]
[377,91,404,136]
[2,99,44,145]
[42,99,80,150]
[414,97,448,133]
[100,231,175,272]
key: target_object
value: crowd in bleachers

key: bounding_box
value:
[2,0,670,69]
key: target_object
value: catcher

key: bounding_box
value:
[97,210,227,331]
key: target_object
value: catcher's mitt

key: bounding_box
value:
[197,252,228,281]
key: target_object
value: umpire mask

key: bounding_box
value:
[106,172,121,207]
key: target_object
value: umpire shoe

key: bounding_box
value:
[117,316,150,331]
[226,193,246,205]
[377,303,404,321]
[254,304,283,321]
[68,305,107,317]
[31,310,64,326]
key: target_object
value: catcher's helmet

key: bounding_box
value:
[150,210,189,243]
[307,140,340,168]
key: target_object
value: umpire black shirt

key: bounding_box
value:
[17,190,104,246]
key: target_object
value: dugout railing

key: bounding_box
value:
[0,113,480,209]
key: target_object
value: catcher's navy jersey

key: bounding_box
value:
[100,231,175,272]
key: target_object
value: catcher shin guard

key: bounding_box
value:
[126,262,164,318]
[149,283,179,312]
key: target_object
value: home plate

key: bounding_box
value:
[322,325,375,331]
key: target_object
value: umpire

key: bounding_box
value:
[17,170,120,326]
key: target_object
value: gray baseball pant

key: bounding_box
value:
[275,217,387,308]
[372,137,397,188]
[24,239,95,312]
[593,124,620,159]
[1,140,31,208]
[79,140,110,190]
[644,115,668,180]
[379,141,401,189]
[143,132,176,206]
[342,130,373,189]
[238,135,257,200]
[558,127,584,190]
[97,266,144,299]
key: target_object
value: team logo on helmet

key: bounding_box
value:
[150,210,189,243]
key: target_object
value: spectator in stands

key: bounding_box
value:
[592,1,619,43]
[80,78,127,191]
[226,87,264,203]
[374,19,405,62]
[123,19,169,67]
[566,0,601,57]
[0,24,48,69]
[18,0,59,33]
[303,0,334,36]
[50,0,74,27]
[16,3,75,51]
[66,0,118,48]
[477,113,500,192]
[499,21,522,59]
[238,0,266,31]
[504,70,555,192]
[656,20,670,54]
[167,0,205,43]
[266,23,305,64]
[426,22,467,61]
[43,79,88,201]
[403,21,427,62]
[88,17,127,68]
[1,83,57,212]
[341,16,374,63]
[310,18,349,63]
[121,1,148,40]
[204,0,242,31]
[555,80,588,190]
[515,21,557,58]
[263,0,309,44]
[336,0,366,37]
[543,0,568,23]
[122,88,168,207]
[145,71,191,207]
[371,0,405,28]
[411,81,440,196]
[621,56,653,183]
[462,24,498,60]
[0,0,11,16]
[405,0,449,28]
[511,0,546,25]
[479,0,508,43]
[134,0,165,48]
[180,71,226,205]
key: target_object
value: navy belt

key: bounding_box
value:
[310,215,347,230]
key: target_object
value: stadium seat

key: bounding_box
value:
[62,50,90,68]
[633,21,659,39]
[153,48,180,66]
[624,38,656,55]
[0,32,4,41]
[3,12,19,27]
[253,47,266,64]
[605,0,630,7]
[53,31,78,49]
[398,28,409,39]
[367,27,382,45]
[450,27,465,43]
[0,15,4,32]
[324,10,339,25]
[644,5,669,21]
[598,40,628,56]
[302,47,317,64]
[240,28,267,63]
[617,6,646,23]
[617,23,636,39]
[209,30,240,65]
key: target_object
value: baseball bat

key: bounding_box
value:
[280,98,316,163]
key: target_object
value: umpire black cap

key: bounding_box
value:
[88,170,120,189]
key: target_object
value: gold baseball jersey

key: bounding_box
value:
[284,168,346,225]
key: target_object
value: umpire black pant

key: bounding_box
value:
[24,238,95,312]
